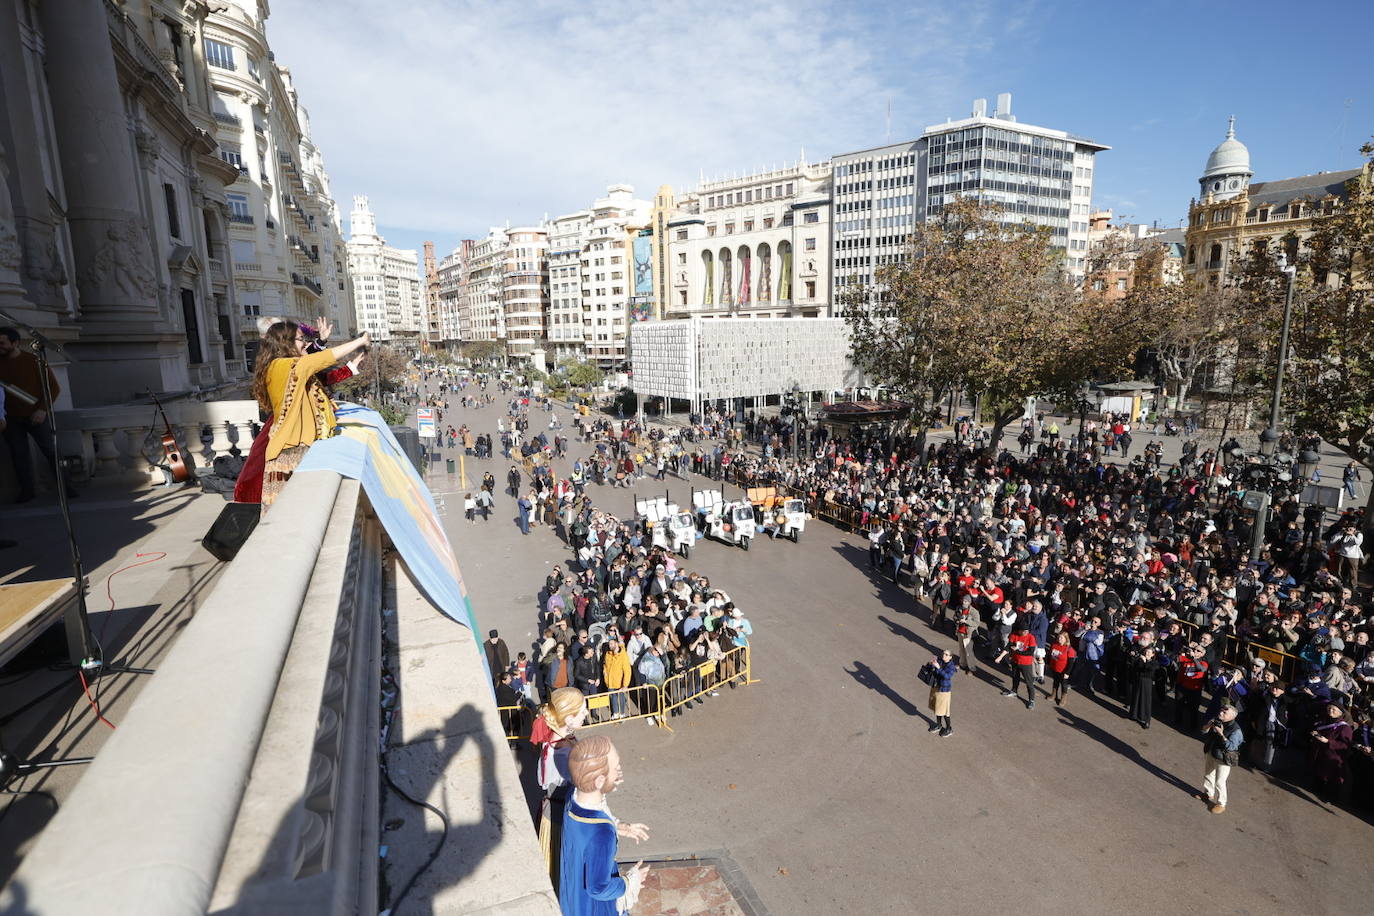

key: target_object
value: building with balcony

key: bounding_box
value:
[501,226,548,361]
[204,0,353,367]
[0,0,253,405]
[1182,118,1368,284]
[547,209,590,362]
[577,186,650,368]
[664,163,832,321]
[345,196,421,344]
[463,229,509,349]
[436,240,471,345]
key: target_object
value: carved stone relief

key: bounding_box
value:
[82,218,157,302]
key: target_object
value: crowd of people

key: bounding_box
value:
[453,392,755,734]
[723,411,1373,813]
[421,366,1374,815]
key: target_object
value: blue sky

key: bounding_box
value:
[269,0,1370,261]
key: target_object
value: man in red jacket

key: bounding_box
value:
[1173,642,1210,732]
[996,621,1040,709]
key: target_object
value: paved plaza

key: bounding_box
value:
[427,389,1373,916]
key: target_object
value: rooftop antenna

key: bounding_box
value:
[886,96,892,142]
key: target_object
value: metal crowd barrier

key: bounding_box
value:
[498,646,755,741]
[1174,617,1301,683]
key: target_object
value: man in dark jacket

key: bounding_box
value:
[572,646,603,720]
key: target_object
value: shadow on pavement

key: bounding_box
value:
[1056,707,1196,797]
[844,659,930,725]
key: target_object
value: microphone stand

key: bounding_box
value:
[0,311,153,790]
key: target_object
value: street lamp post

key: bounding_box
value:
[1243,254,1301,563]
[1270,255,1298,430]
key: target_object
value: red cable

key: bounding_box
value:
[79,552,168,731]
[105,552,168,612]
[78,669,116,730]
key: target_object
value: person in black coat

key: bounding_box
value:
[484,630,510,678]
[1126,638,1161,728]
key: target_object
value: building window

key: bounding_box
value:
[803,211,818,224]
[1115,278,1127,291]
[227,194,250,219]
[181,289,204,363]
[743,220,753,231]
[163,183,181,239]
[204,38,235,70]
[676,229,687,241]
[805,280,816,299]
[804,238,816,251]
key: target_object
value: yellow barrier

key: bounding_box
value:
[660,645,754,717]
[497,646,756,743]
[1174,617,1301,684]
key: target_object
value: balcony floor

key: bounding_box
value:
[0,481,229,885]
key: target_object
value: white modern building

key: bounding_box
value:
[547,209,590,361]
[664,161,833,319]
[630,317,852,415]
[579,186,651,367]
[345,196,421,343]
[832,92,1109,294]
[463,229,508,345]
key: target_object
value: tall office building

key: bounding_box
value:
[345,196,421,343]
[831,93,1108,296]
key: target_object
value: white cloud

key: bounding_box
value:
[268,0,1025,247]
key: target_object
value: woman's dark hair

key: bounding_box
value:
[251,321,300,413]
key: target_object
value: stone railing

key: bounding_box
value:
[55,398,260,485]
[1,469,558,913]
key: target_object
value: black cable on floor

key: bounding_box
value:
[380,753,448,915]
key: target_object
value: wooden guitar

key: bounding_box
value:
[148,390,190,484]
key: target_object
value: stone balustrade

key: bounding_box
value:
[3,469,558,914]
[55,398,260,485]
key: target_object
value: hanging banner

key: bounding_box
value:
[296,404,478,634]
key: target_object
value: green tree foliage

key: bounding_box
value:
[843,196,1146,442]
[1245,142,1374,508]
[559,359,605,389]
[462,340,506,364]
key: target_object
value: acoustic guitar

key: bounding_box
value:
[148,390,190,484]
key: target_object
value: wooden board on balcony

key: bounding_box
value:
[0,578,79,669]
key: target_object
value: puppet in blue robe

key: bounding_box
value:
[560,796,628,916]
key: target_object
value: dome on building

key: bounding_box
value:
[1202,116,1251,180]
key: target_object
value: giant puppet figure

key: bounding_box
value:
[560,735,650,916]
[532,687,589,884]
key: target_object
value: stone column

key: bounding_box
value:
[40,0,159,322]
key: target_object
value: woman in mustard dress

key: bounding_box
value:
[250,321,370,507]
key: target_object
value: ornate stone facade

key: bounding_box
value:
[0,0,352,408]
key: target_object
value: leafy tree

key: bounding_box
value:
[462,340,505,364]
[1251,141,1374,516]
[843,196,1147,444]
[334,344,410,404]
[559,359,605,389]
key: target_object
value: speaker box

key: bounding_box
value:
[201,501,261,562]
[390,424,423,474]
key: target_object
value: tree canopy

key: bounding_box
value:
[843,196,1146,439]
